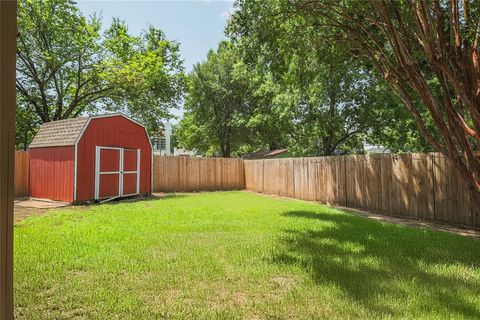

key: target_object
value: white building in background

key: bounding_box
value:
[152,122,172,156]
[173,148,195,157]
[363,142,390,154]
[151,122,196,156]
[151,122,195,156]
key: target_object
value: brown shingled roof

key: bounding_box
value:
[29,117,89,148]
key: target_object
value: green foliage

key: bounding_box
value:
[176,113,213,155]
[16,0,103,147]
[15,192,480,318]
[15,95,41,150]
[364,82,435,153]
[177,42,272,157]
[16,0,185,147]
[227,0,432,155]
[102,20,186,132]
[274,46,375,156]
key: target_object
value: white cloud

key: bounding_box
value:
[218,2,235,20]
[219,9,232,19]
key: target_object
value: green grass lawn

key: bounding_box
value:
[14,191,480,319]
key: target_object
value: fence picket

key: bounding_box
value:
[14,151,480,228]
[245,154,480,228]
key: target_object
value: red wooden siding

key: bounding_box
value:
[100,149,120,172]
[29,146,75,202]
[122,174,137,195]
[99,175,119,198]
[76,115,152,202]
[123,149,137,171]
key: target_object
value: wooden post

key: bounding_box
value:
[0,0,16,319]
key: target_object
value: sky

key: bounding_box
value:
[77,0,234,72]
[76,0,235,120]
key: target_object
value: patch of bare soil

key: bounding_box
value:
[14,206,50,223]
[14,204,90,223]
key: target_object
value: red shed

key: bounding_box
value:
[29,114,152,203]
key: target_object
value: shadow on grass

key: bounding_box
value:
[150,193,192,201]
[102,193,192,205]
[273,210,480,318]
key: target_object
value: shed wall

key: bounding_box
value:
[76,116,152,202]
[29,146,75,202]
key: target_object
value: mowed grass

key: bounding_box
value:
[14,191,480,319]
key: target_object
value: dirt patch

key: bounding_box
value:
[14,206,50,223]
[14,200,90,223]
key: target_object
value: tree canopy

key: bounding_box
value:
[228,0,480,197]
[179,4,432,158]
[16,0,185,147]
[177,42,254,157]
[223,1,430,156]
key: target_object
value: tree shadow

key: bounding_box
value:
[102,193,192,205]
[149,193,192,201]
[272,209,480,318]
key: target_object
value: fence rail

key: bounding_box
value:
[152,156,245,192]
[244,153,480,228]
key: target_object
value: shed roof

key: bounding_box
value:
[29,113,148,149]
[29,117,89,148]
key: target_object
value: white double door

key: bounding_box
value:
[94,146,140,200]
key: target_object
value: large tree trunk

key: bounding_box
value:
[322,136,334,156]
[322,91,337,156]
[222,143,231,158]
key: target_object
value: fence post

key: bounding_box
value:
[262,160,265,193]
[344,155,348,207]
[292,158,296,198]
[431,153,436,222]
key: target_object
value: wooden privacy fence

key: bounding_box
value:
[15,151,480,228]
[14,151,29,197]
[244,153,480,228]
[153,156,245,192]
[14,153,246,196]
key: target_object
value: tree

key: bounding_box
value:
[102,19,185,132]
[276,46,382,156]
[178,42,253,157]
[365,81,435,153]
[16,0,185,145]
[15,95,40,150]
[17,0,106,122]
[230,0,480,198]
[276,52,432,156]
[228,1,422,157]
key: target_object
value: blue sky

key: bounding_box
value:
[76,0,234,120]
[77,0,234,72]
